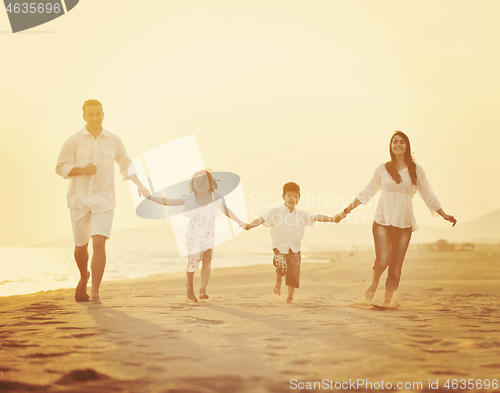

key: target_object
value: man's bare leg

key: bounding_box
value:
[74,244,90,301]
[186,271,197,302]
[199,251,212,299]
[90,235,107,304]
[273,273,282,296]
[286,285,295,303]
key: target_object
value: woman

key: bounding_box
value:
[334,131,457,307]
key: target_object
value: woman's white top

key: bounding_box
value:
[356,163,441,231]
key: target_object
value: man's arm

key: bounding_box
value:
[113,137,151,198]
[128,174,151,198]
[68,164,97,177]
[56,139,80,179]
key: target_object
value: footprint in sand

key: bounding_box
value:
[25,352,71,359]
[408,339,442,345]
[185,316,224,325]
[432,370,467,376]
[121,361,142,366]
[56,327,86,330]
[2,341,36,348]
[71,333,96,339]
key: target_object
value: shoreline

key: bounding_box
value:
[1,250,499,392]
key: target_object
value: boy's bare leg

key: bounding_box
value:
[286,285,295,303]
[74,244,90,301]
[186,271,197,302]
[273,273,282,296]
[90,235,107,304]
[199,251,212,299]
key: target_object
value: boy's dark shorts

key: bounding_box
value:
[272,248,301,288]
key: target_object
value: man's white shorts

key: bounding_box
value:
[70,208,114,247]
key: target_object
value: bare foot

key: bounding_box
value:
[75,271,90,302]
[286,296,293,304]
[199,289,209,300]
[364,281,379,302]
[382,289,395,307]
[273,281,281,296]
[90,291,101,304]
[186,283,198,302]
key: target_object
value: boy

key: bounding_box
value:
[245,182,336,303]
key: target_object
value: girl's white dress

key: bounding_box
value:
[181,193,223,272]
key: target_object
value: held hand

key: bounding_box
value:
[82,163,97,176]
[239,222,248,230]
[443,214,457,227]
[333,212,346,224]
[137,184,151,198]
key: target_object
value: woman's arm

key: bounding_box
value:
[334,198,362,223]
[436,209,457,226]
[147,196,184,206]
[334,165,383,223]
[416,165,456,226]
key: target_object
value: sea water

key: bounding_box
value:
[0,247,286,297]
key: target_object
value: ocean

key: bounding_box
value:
[0,247,329,297]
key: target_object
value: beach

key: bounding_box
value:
[1,247,499,392]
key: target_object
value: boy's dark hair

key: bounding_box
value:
[283,182,300,196]
[82,99,103,115]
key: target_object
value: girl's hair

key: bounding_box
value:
[189,170,220,194]
[385,131,417,185]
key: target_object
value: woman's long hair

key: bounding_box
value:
[385,131,417,185]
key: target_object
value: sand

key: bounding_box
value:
[1,247,499,392]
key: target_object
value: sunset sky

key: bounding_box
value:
[1,1,499,247]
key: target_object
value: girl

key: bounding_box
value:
[335,131,457,307]
[148,170,246,302]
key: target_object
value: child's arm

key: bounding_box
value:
[315,214,337,223]
[147,196,184,206]
[221,204,246,227]
[246,217,265,230]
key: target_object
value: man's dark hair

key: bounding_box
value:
[82,99,103,115]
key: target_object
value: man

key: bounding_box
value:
[56,99,150,304]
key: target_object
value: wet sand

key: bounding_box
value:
[1,247,499,392]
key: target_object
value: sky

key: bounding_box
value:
[1,0,499,247]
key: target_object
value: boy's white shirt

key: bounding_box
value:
[262,204,316,254]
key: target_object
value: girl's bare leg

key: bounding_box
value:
[199,250,212,299]
[186,271,197,302]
